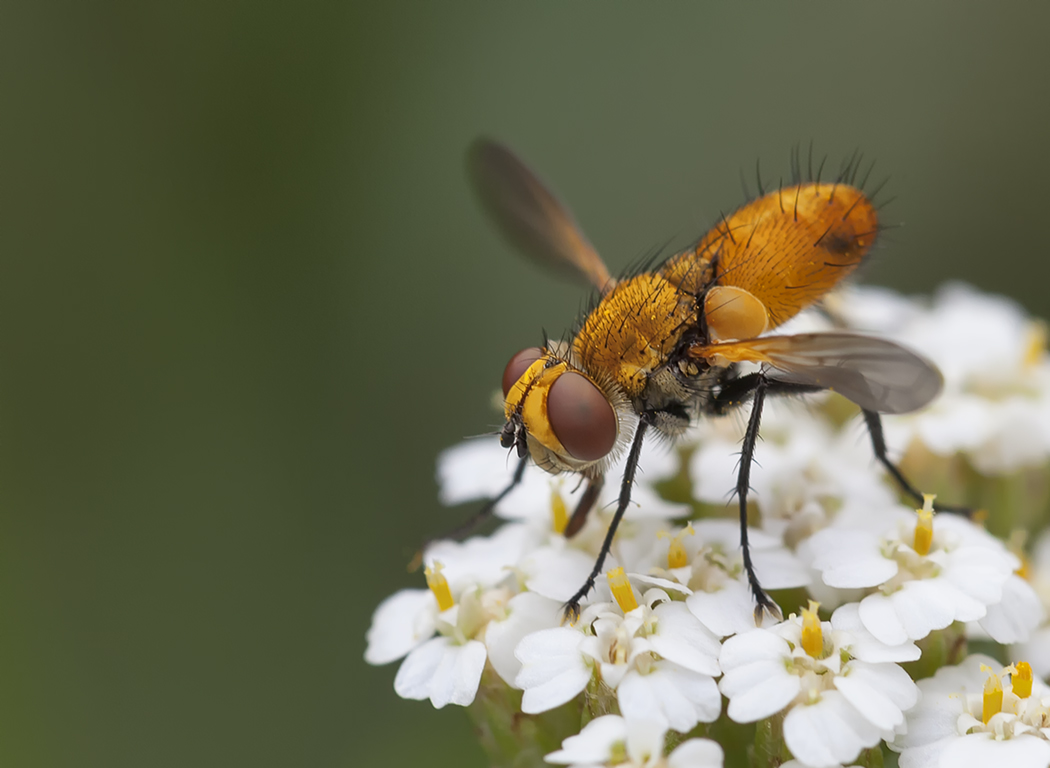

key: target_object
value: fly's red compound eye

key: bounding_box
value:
[502,347,544,396]
[547,372,616,461]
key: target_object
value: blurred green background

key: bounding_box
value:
[2,2,1049,766]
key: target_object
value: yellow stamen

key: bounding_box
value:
[607,567,638,613]
[550,487,569,535]
[982,666,1003,724]
[1024,320,1047,368]
[658,523,695,569]
[913,494,936,556]
[801,600,824,658]
[424,561,455,612]
[1013,661,1033,699]
[1016,554,1031,582]
[1008,531,1031,581]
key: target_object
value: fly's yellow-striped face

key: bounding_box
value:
[499,346,621,475]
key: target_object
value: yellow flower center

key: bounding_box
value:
[424,561,455,612]
[550,487,569,535]
[1024,320,1048,368]
[1013,661,1033,699]
[801,600,824,658]
[982,665,1003,724]
[607,567,639,613]
[913,494,936,556]
[658,523,695,569]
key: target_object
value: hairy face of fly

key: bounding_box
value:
[500,344,631,476]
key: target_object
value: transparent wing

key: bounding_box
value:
[468,139,613,293]
[695,332,943,414]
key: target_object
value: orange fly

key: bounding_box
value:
[439,140,943,622]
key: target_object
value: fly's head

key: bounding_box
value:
[499,342,632,475]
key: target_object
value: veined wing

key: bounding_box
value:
[693,332,943,414]
[468,139,613,293]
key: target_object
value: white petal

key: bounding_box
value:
[436,438,513,504]
[847,661,919,715]
[545,715,627,765]
[649,602,721,676]
[808,528,898,589]
[624,718,671,766]
[752,547,812,589]
[516,627,592,713]
[939,732,1050,768]
[830,603,920,663]
[393,637,486,708]
[629,572,693,595]
[721,660,801,723]
[859,581,955,644]
[364,589,436,665]
[783,691,879,768]
[522,546,598,602]
[427,523,536,591]
[1011,626,1050,680]
[834,669,907,732]
[485,592,562,686]
[667,738,725,768]
[687,580,759,638]
[618,663,721,732]
[978,575,1045,644]
[719,627,790,669]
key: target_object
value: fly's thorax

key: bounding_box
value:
[501,342,636,475]
[573,273,696,401]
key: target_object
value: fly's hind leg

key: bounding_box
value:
[861,409,971,515]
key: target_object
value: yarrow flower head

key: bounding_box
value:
[805,494,1040,644]
[516,576,722,733]
[891,654,1050,768]
[364,529,562,707]
[365,283,1050,768]
[719,602,919,768]
[634,519,810,637]
[545,715,723,768]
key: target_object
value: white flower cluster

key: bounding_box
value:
[366,285,1050,768]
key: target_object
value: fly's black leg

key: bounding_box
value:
[861,409,970,515]
[735,376,783,623]
[705,373,817,622]
[562,416,651,623]
[563,475,604,538]
[409,452,528,571]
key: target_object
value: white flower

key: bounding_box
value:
[366,525,533,667]
[633,519,809,637]
[438,436,687,525]
[891,654,1050,768]
[545,715,723,768]
[806,497,1021,644]
[841,283,1050,475]
[1011,529,1050,678]
[516,579,722,732]
[690,404,899,550]
[365,532,562,707]
[719,602,918,768]
[435,437,686,608]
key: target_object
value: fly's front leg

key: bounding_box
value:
[409,452,529,571]
[562,416,651,623]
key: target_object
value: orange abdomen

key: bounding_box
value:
[663,183,878,329]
